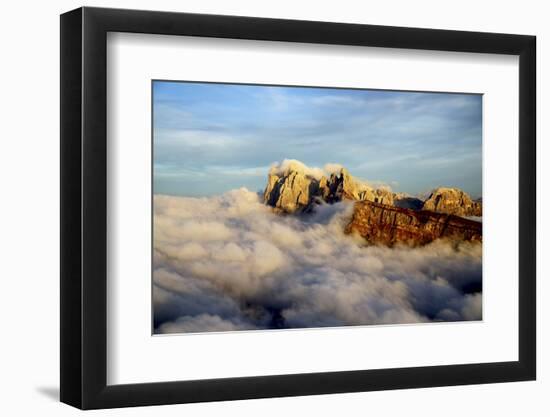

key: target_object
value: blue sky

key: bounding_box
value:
[153,81,482,198]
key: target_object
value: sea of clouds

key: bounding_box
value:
[153,188,482,334]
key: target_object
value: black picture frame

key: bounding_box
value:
[60,6,536,410]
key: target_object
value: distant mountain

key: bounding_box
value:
[262,160,482,246]
[422,187,482,217]
[263,161,481,217]
[264,161,394,213]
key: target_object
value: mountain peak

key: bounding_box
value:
[262,160,482,246]
[423,187,482,217]
[263,160,482,218]
[263,160,389,213]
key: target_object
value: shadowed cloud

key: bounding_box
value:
[153,189,482,334]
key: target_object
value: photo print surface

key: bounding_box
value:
[152,80,483,334]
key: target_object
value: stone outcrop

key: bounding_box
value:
[263,170,318,213]
[320,168,394,204]
[263,164,394,213]
[422,187,482,217]
[263,163,482,217]
[345,200,482,246]
[263,161,483,246]
[322,168,360,202]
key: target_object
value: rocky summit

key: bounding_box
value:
[262,160,483,246]
[263,162,394,213]
[345,200,482,247]
[422,187,482,217]
[263,162,481,217]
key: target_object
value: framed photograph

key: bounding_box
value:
[60,6,536,409]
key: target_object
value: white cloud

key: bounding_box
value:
[461,293,482,321]
[158,314,257,334]
[154,189,482,333]
[323,163,344,175]
[269,159,326,180]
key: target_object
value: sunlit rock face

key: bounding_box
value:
[323,168,394,205]
[262,161,482,247]
[422,187,482,217]
[263,162,391,213]
[263,162,483,217]
[345,201,482,247]
[263,170,317,213]
[324,168,362,202]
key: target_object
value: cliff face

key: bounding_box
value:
[263,164,393,213]
[345,200,482,246]
[263,161,482,246]
[263,170,317,213]
[422,187,482,217]
[263,163,481,218]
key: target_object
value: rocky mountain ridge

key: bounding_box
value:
[263,161,481,217]
[422,187,482,217]
[263,161,482,246]
[345,201,482,246]
[264,162,396,213]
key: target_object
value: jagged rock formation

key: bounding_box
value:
[322,167,360,202]
[422,187,482,217]
[263,170,317,213]
[263,161,483,246]
[320,168,394,204]
[263,160,482,236]
[263,163,393,213]
[345,200,482,247]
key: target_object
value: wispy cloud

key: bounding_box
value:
[153,81,482,197]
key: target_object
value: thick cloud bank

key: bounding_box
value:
[153,189,482,334]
